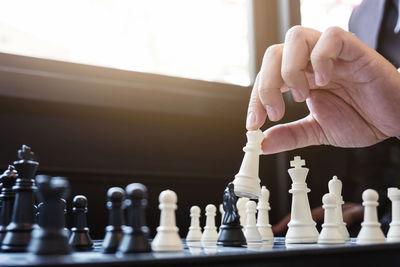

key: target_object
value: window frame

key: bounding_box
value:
[0,0,300,119]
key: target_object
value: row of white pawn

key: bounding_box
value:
[186,185,274,245]
[306,186,400,245]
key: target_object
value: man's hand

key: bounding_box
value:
[246,26,400,154]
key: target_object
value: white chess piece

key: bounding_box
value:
[356,189,386,244]
[244,201,262,242]
[257,186,274,241]
[151,190,183,251]
[186,206,202,241]
[285,156,319,244]
[232,130,264,199]
[318,193,346,244]
[328,176,350,241]
[201,204,218,245]
[387,187,400,242]
[236,197,249,229]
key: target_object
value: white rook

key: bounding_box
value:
[387,187,400,242]
[285,156,319,244]
[232,130,264,199]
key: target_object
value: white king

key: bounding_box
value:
[285,156,319,243]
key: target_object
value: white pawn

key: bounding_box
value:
[328,176,350,241]
[318,193,345,244]
[151,190,183,251]
[186,206,202,241]
[237,197,249,229]
[257,186,274,241]
[201,204,218,245]
[232,130,264,199]
[387,188,400,242]
[244,201,262,242]
[356,189,386,244]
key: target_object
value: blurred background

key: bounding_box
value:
[0,0,379,239]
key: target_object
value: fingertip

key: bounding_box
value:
[314,71,328,87]
[246,112,258,130]
[246,111,266,131]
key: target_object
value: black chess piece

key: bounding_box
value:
[36,202,43,225]
[69,195,93,251]
[118,183,151,253]
[28,175,71,255]
[0,166,17,244]
[60,198,70,237]
[102,187,125,253]
[1,145,39,252]
[217,182,247,247]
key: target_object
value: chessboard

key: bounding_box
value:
[1,142,400,267]
[0,237,399,267]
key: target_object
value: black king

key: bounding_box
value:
[1,145,39,252]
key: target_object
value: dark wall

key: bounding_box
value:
[0,95,280,239]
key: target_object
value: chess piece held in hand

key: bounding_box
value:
[233,130,264,199]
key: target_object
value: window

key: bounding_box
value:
[0,0,251,86]
[300,0,362,31]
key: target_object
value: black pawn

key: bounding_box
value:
[69,195,93,251]
[217,182,247,247]
[0,165,17,244]
[102,187,125,253]
[1,145,39,252]
[28,175,71,255]
[118,183,151,253]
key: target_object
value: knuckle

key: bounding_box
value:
[249,91,260,106]
[285,25,305,42]
[323,26,344,39]
[263,44,282,61]
[281,67,297,80]
[310,51,327,62]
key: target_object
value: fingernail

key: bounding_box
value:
[315,72,325,86]
[291,89,303,102]
[266,105,278,121]
[246,112,257,129]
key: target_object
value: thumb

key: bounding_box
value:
[262,115,325,154]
